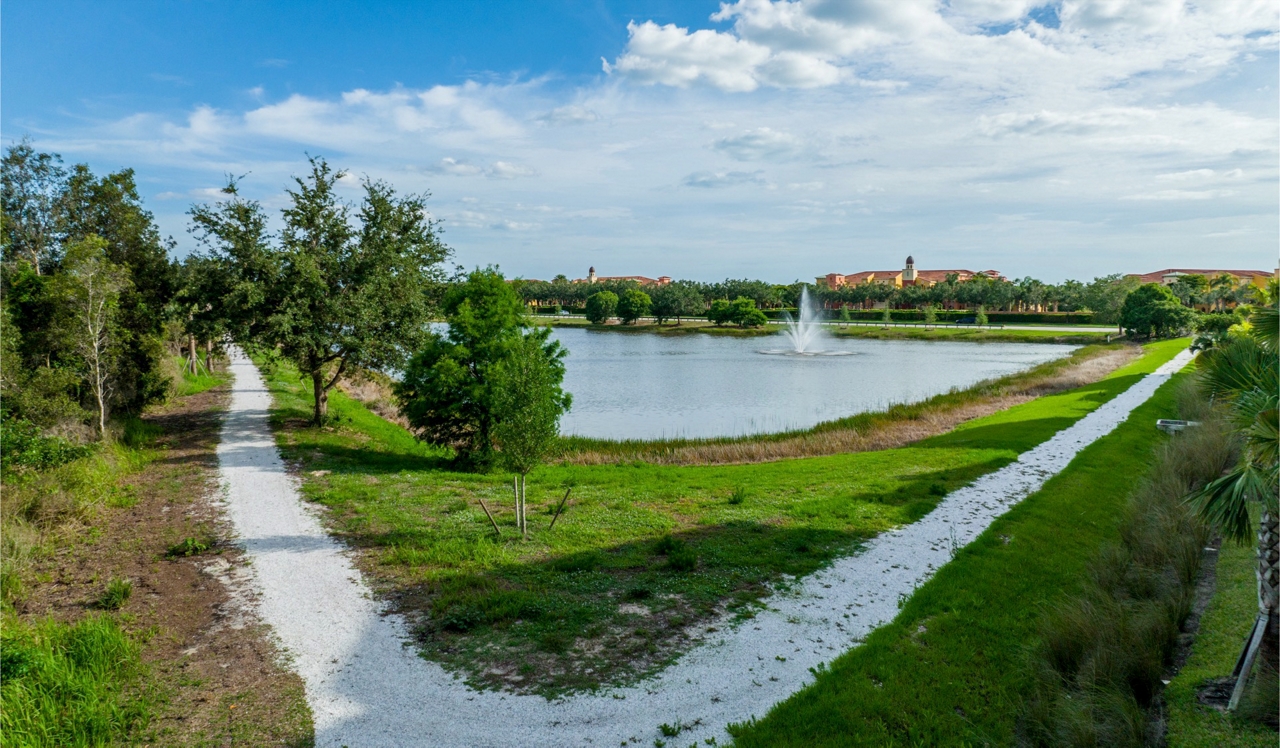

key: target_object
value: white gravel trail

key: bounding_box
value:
[216,347,1192,747]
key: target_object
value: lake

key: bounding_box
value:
[551,327,1076,441]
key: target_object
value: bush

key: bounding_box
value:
[584,291,618,324]
[0,418,92,473]
[707,298,733,326]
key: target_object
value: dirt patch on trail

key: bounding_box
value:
[564,345,1142,466]
[18,382,313,747]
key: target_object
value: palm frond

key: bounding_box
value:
[1187,464,1270,543]
[1248,303,1278,353]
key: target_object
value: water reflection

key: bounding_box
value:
[552,327,1075,440]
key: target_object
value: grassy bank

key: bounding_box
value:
[536,316,1113,344]
[259,339,1185,696]
[561,343,1141,465]
[1165,530,1279,747]
[727,365,1192,746]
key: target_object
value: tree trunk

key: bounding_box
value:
[205,339,213,373]
[1259,510,1279,669]
[311,368,328,425]
[188,333,198,374]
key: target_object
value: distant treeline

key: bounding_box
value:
[514,271,1256,325]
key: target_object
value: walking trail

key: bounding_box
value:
[216,347,1193,747]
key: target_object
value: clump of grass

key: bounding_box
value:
[165,536,213,558]
[0,614,153,744]
[1021,381,1237,746]
[728,486,748,505]
[625,587,653,601]
[98,578,133,611]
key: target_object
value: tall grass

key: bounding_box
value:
[0,614,152,747]
[1021,380,1238,747]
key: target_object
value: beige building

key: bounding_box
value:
[574,267,672,286]
[817,256,1003,289]
[1127,268,1275,288]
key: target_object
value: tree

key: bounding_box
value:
[53,237,127,437]
[650,282,703,324]
[1119,283,1195,338]
[1082,274,1140,325]
[584,291,618,324]
[923,304,937,328]
[974,305,987,326]
[396,268,555,468]
[1187,302,1279,705]
[707,298,733,326]
[491,334,572,538]
[1,138,66,274]
[258,158,449,425]
[617,288,651,325]
[728,296,767,328]
[1169,274,1209,307]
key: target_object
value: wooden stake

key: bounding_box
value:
[549,487,572,530]
[476,498,501,537]
[1228,612,1268,710]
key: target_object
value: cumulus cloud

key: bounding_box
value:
[536,105,599,125]
[682,170,768,188]
[488,161,537,179]
[428,157,484,176]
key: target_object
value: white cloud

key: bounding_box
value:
[537,105,599,125]
[1123,188,1237,200]
[428,157,484,176]
[488,161,537,179]
[712,127,805,161]
[682,170,768,188]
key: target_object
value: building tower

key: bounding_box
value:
[903,255,916,283]
[588,266,597,283]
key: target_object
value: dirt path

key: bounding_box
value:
[19,381,312,746]
[217,346,1191,748]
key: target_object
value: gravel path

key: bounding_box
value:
[217,346,1192,747]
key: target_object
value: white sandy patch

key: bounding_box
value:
[216,346,1192,747]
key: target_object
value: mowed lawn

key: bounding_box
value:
[260,339,1187,696]
[729,357,1192,746]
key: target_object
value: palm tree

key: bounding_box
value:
[1188,300,1279,709]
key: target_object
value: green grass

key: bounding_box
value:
[1164,537,1279,747]
[538,317,1114,344]
[261,340,1188,697]
[170,356,228,397]
[0,614,154,747]
[726,368,1192,745]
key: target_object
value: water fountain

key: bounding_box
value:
[760,287,855,356]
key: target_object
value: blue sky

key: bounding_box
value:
[3,0,1277,283]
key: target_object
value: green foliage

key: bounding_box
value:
[880,306,892,324]
[165,536,213,558]
[650,281,705,324]
[1023,399,1231,746]
[187,158,450,426]
[730,367,1191,747]
[1164,539,1280,746]
[491,333,572,478]
[707,298,733,325]
[922,304,937,326]
[0,614,152,746]
[253,340,1189,695]
[1187,306,1279,542]
[975,305,988,326]
[584,290,618,324]
[97,578,132,611]
[617,288,652,325]
[708,297,767,327]
[397,268,565,469]
[0,418,93,472]
[1120,283,1196,339]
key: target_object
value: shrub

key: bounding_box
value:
[729,486,748,505]
[1119,283,1195,339]
[165,536,212,558]
[653,535,683,555]
[707,299,733,326]
[0,417,92,473]
[667,547,698,572]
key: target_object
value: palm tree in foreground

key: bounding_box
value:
[1187,300,1279,709]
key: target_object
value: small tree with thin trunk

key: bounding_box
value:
[490,333,572,538]
[55,236,126,437]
